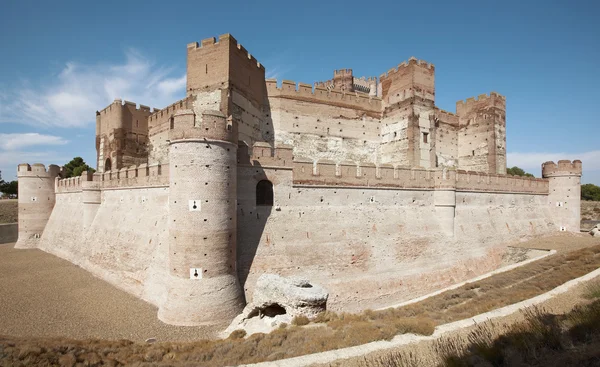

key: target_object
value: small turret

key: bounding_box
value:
[542,160,582,232]
[15,163,62,249]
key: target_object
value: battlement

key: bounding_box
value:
[148,97,193,137]
[17,163,62,178]
[379,56,435,80]
[291,161,549,194]
[266,79,382,112]
[242,142,294,168]
[455,171,548,194]
[89,163,169,189]
[187,34,264,71]
[334,69,352,76]
[542,160,582,177]
[456,92,506,114]
[434,108,459,126]
[167,109,237,144]
[293,161,436,189]
[56,175,84,193]
[97,98,154,116]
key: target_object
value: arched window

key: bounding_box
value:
[105,158,112,172]
[256,180,273,206]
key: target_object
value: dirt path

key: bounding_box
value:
[0,243,216,342]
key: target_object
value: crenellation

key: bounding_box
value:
[267,79,382,111]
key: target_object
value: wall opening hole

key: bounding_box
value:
[262,304,287,318]
[256,180,274,206]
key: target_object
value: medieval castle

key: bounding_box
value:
[16,34,581,328]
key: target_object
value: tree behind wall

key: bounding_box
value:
[64,157,96,178]
[582,183,600,201]
[506,166,535,177]
[0,171,18,198]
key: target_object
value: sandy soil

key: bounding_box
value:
[510,231,598,252]
[0,199,17,224]
[582,200,600,221]
[0,243,217,342]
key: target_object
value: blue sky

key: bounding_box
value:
[0,0,598,184]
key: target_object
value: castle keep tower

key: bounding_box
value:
[159,109,244,326]
[15,163,61,249]
[542,160,582,232]
[379,57,436,168]
[95,99,152,173]
[456,93,506,174]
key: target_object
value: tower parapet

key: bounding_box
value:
[542,160,582,177]
[160,109,243,326]
[186,33,266,111]
[333,68,354,92]
[15,163,62,249]
[542,160,582,232]
[379,57,435,105]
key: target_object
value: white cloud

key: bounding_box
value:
[507,151,600,171]
[0,49,186,128]
[0,133,68,151]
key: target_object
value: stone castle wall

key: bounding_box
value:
[17,33,582,329]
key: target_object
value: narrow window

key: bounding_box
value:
[105,158,112,172]
[256,180,274,206]
[472,150,475,156]
[423,132,428,143]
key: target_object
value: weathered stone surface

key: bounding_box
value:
[222,274,328,337]
[252,274,328,318]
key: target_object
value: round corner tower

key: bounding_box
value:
[158,108,244,326]
[542,159,582,232]
[15,163,61,249]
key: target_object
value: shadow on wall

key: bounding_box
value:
[236,141,273,296]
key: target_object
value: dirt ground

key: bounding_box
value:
[582,200,600,221]
[0,199,17,224]
[0,243,217,343]
[510,231,599,252]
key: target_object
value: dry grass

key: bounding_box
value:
[2,243,600,366]
[583,279,600,300]
[359,300,600,367]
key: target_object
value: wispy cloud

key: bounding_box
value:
[0,133,68,151]
[266,66,292,80]
[0,49,186,128]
